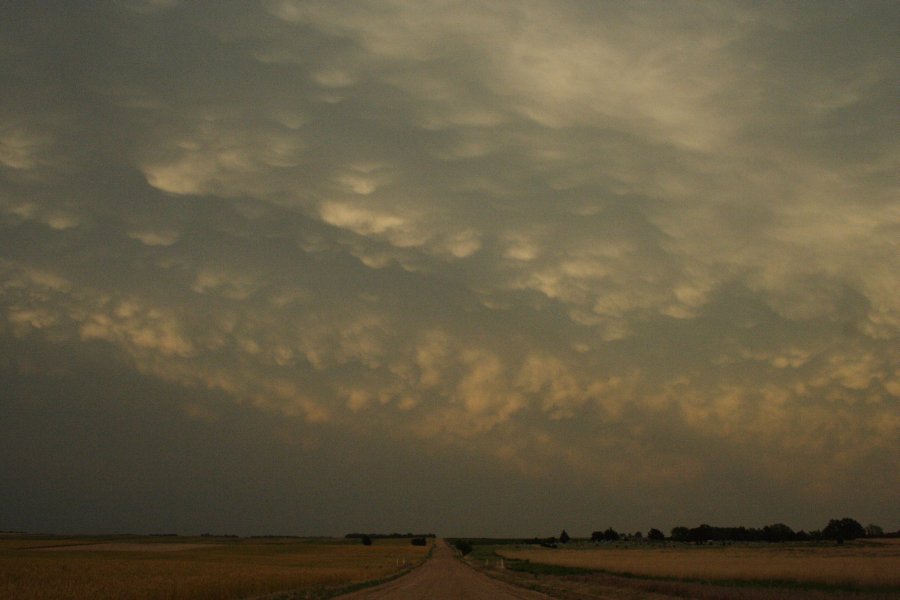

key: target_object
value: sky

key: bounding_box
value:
[1,1,897,538]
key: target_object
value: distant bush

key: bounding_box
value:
[454,540,473,555]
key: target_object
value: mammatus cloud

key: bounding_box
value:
[1,1,897,533]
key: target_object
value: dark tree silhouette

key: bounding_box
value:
[822,518,865,542]
[647,528,665,541]
[559,529,570,544]
[866,524,884,538]
[453,540,473,555]
[591,528,620,542]
[762,523,796,542]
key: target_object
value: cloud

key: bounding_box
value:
[0,124,50,171]
[128,229,179,246]
[139,117,306,197]
[1,0,898,533]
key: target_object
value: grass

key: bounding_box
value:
[496,540,900,592]
[0,534,430,600]
[505,560,595,576]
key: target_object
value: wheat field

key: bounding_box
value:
[499,539,900,588]
[0,535,429,600]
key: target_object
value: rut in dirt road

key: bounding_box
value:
[336,539,552,599]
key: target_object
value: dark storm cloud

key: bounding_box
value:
[1,1,897,535]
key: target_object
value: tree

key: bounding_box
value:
[822,518,865,542]
[688,524,719,543]
[865,524,884,538]
[647,528,665,541]
[590,528,620,542]
[361,535,373,546]
[559,529,570,544]
[762,523,796,543]
[670,526,690,542]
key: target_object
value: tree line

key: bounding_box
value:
[345,532,436,546]
[447,518,889,558]
[345,532,436,540]
[580,518,890,544]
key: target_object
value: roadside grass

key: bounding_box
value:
[497,542,900,591]
[505,560,595,577]
[496,570,900,600]
[0,535,429,600]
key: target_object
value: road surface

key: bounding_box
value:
[337,539,551,599]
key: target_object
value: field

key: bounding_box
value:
[0,534,430,600]
[486,540,900,599]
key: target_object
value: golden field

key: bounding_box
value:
[498,539,900,589]
[0,535,430,600]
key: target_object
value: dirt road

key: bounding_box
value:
[337,539,551,599]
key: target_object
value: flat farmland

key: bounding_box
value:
[0,535,430,600]
[493,540,900,598]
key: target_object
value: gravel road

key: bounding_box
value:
[337,539,551,599]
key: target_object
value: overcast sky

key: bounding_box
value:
[1,1,897,538]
